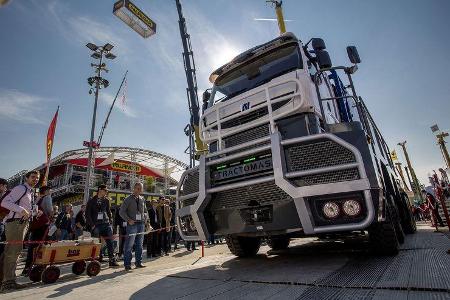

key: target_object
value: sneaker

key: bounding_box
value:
[109,261,120,267]
[0,281,26,292]
[135,264,146,268]
[124,266,132,272]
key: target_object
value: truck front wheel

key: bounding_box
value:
[267,236,290,250]
[225,235,261,257]
[368,217,399,256]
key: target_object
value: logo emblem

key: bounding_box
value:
[241,102,251,112]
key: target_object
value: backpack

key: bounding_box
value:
[0,185,28,220]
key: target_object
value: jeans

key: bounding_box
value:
[124,222,145,267]
[60,229,70,241]
[92,223,115,261]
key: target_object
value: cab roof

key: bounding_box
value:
[209,32,299,84]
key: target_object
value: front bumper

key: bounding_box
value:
[176,132,375,241]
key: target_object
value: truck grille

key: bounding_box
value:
[181,197,196,207]
[293,168,360,187]
[285,140,356,172]
[180,170,199,196]
[210,181,292,210]
[224,123,270,148]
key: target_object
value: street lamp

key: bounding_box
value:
[83,43,117,204]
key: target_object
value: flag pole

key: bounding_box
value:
[43,106,59,186]
[97,70,128,146]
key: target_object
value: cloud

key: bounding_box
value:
[99,92,137,118]
[0,89,49,124]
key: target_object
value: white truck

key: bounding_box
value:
[176,32,415,256]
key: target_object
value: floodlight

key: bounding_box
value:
[105,52,117,60]
[86,43,98,51]
[104,43,114,51]
[91,52,101,59]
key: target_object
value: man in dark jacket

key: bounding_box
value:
[147,199,160,258]
[56,204,73,240]
[85,185,119,267]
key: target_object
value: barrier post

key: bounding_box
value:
[201,241,204,257]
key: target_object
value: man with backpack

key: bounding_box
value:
[22,186,53,275]
[0,170,40,292]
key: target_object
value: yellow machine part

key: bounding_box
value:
[275,3,286,34]
[193,125,208,155]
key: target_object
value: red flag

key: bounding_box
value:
[46,107,59,164]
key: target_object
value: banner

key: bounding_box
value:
[44,107,59,185]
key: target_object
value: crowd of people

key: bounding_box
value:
[0,172,222,292]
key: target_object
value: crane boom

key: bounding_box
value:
[175,0,206,160]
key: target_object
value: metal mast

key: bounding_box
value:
[398,141,423,202]
[175,0,205,166]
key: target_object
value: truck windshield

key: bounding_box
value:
[209,43,302,107]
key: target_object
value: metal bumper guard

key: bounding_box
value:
[176,132,375,241]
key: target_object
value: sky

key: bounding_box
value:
[0,0,449,185]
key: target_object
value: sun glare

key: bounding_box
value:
[209,44,241,70]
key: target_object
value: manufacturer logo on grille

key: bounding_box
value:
[241,102,251,112]
[213,158,272,181]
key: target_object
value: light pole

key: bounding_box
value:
[83,43,116,204]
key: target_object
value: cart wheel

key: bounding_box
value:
[86,261,101,277]
[72,261,87,275]
[29,265,45,282]
[42,266,60,284]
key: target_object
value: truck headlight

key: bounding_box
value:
[322,202,340,219]
[342,200,361,217]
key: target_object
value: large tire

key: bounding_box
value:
[225,235,261,257]
[369,217,399,256]
[42,266,60,284]
[401,195,417,234]
[393,217,405,244]
[267,236,290,250]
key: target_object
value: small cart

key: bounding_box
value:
[29,239,102,284]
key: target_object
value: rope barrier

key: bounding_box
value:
[0,224,179,245]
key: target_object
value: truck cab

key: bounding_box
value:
[176,32,415,257]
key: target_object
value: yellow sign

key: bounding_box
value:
[111,161,141,173]
[390,150,398,161]
[127,1,156,31]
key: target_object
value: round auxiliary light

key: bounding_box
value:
[322,202,340,219]
[343,200,361,217]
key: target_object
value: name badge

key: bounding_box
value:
[123,221,127,227]
[97,213,104,220]
[136,213,142,221]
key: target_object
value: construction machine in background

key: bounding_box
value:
[176,1,416,256]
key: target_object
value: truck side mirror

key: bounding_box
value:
[316,50,332,69]
[346,46,361,64]
[311,38,326,51]
[202,89,211,111]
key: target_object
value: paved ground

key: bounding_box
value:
[2,223,449,300]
